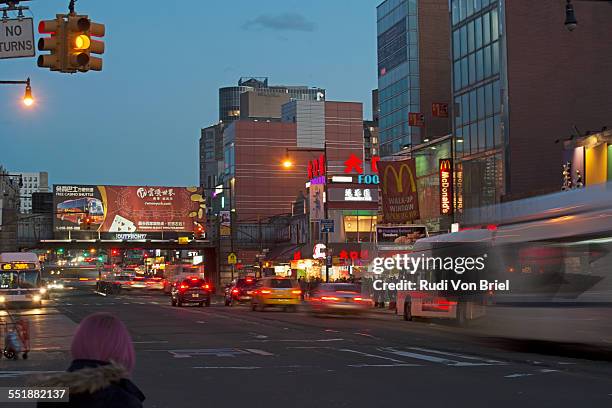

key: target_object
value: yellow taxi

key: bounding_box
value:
[251,277,301,312]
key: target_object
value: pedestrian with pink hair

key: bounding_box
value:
[33,312,145,407]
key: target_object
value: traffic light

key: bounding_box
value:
[37,17,65,71]
[37,13,105,73]
[57,248,64,255]
[111,249,120,257]
[65,14,105,72]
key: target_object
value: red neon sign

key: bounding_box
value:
[308,154,326,180]
[439,159,453,216]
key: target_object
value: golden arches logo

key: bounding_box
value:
[383,163,417,194]
[440,159,452,171]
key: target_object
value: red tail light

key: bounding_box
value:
[354,297,363,301]
[179,284,189,290]
[321,296,339,301]
[231,288,239,294]
[291,290,302,294]
[202,284,210,290]
[260,289,271,294]
[190,277,199,281]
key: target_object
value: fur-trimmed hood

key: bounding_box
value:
[29,360,145,405]
[31,361,128,394]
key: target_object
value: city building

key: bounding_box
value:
[219,77,325,123]
[210,100,366,283]
[450,0,612,215]
[0,166,20,252]
[376,0,452,157]
[15,171,49,213]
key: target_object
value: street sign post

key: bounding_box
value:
[320,219,334,233]
[0,18,35,59]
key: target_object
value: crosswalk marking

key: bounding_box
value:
[407,347,503,364]
[339,348,418,365]
[382,347,504,367]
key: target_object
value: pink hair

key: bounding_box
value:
[70,313,135,373]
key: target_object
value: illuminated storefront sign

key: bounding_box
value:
[308,154,326,180]
[344,188,373,201]
[328,188,379,202]
[439,159,453,215]
[343,154,379,174]
[357,174,379,184]
[313,244,326,259]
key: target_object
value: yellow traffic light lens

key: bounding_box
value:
[75,34,91,50]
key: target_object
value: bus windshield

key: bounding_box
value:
[0,270,40,289]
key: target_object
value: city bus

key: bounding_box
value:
[56,197,104,224]
[0,252,45,307]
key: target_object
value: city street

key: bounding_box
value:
[1,288,611,408]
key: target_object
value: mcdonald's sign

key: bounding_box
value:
[378,158,420,223]
[439,158,453,216]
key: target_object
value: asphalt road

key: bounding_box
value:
[1,288,611,408]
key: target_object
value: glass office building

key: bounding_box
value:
[376,0,420,157]
[451,0,506,212]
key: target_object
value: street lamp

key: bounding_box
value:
[565,0,578,31]
[0,78,34,107]
[282,159,293,169]
[23,79,34,106]
[565,0,612,31]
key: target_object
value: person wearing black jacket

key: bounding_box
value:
[30,312,145,407]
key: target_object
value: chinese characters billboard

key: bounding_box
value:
[378,158,420,223]
[53,185,205,234]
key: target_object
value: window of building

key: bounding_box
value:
[483,11,491,45]
[343,215,377,243]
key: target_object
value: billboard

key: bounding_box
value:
[53,185,205,234]
[375,225,428,247]
[378,158,420,223]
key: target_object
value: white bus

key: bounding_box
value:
[0,252,45,307]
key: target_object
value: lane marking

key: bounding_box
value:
[383,348,501,367]
[505,373,533,378]
[354,332,380,339]
[348,364,419,368]
[193,366,260,369]
[133,340,169,344]
[407,347,504,364]
[244,348,274,356]
[196,321,207,324]
[0,371,62,379]
[339,348,415,365]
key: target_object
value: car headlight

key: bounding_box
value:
[40,287,47,294]
[32,295,41,302]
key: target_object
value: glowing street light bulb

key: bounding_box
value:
[23,81,34,107]
[282,160,293,169]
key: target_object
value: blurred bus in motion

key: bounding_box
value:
[0,252,46,307]
[402,184,612,346]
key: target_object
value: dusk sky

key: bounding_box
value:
[1,0,379,186]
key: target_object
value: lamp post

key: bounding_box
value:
[0,78,34,106]
[564,0,612,31]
